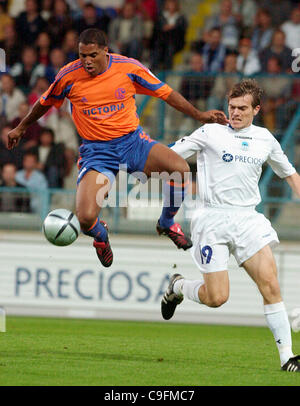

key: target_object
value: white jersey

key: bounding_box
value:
[172,123,295,209]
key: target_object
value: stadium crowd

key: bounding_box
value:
[0,0,299,213]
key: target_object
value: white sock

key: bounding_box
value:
[264,301,294,366]
[174,279,204,304]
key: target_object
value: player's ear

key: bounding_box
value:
[253,105,260,116]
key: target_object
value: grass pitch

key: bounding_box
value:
[0,316,300,386]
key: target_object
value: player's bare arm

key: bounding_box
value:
[7,100,51,150]
[166,90,229,125]
[285,172,300,197]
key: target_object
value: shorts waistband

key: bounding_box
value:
[202,202,256,211]
[81,126,140,144]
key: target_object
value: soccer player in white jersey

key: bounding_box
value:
[161,79,300,372]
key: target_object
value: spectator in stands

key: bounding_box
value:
[10,46,45,95]
[201,27,227,73]
[259,0,293,27]
[176,53,214,136]
[35,31,52,66]
[259,30,293,73]
[45,48,66,84]
[0,74,26,124]
[128,0,158,22]
[27,76,66,136]
[63,147,78,190]
[15,0,46,46]
[232,0,257,31]
[204,0,239,50]
[281,6,300,51]
[150,0,187,70]
[30,127,65,188]
[0,23,21,68]
[179,53,213,111]
[62,29,79,63]
[74,3,111,35]
[51,100,79,151]
[55,146,78,210]
[0,162,30,213]
[236,37,260,76]
[8,0,26,19]
[65,0,83,19]
[91,0,123,18]
[40,0,54,21]
[258,56,292,133]
[277,77,300,132]
[251,9,274,53]
[10,101,42,151]
[0,125,24,169]
[207,53,240,111]
[16,151,48,213]
[190,30,210,55]
[0,3,12,42]
[108,2,144,59]
[46,0,73,47]
[129,0,158,58]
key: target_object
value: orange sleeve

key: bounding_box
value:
[127,63,173,100]
[39,67,74,109]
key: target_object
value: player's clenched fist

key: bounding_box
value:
[7,127,24,150]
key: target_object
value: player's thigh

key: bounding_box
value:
[76,170,111,227]
[242,245,281,303]
[202,270,230,305]
[143,143,190,178]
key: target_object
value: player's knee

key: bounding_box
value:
[177,159,190,177]
[261,276,281,302]
[207,293,228,308]
[76,208,98,231]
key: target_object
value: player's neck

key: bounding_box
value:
[229,123,253,132]
[99,54,109,74]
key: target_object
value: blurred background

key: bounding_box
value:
[0,0,299,239]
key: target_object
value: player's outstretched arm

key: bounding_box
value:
[285,172,300,198]
[165,90,229,125]
[7,100,51,150]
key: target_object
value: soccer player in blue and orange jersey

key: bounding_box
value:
[7,29,228,267]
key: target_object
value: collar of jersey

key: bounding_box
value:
[228,123,252,133]
[97,54,112,76]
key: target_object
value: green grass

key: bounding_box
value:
[0,316,300,386]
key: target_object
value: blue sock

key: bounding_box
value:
[159,180,188,228]
[83,218,108,242]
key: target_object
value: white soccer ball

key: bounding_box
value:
[290,308,300,320]
[291,318,300,333]
[43,208,80,246]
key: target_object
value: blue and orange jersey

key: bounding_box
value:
[40,54,173,141]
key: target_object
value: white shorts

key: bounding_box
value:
[190,207,279,273]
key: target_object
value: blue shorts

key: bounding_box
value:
[77,126,157,185]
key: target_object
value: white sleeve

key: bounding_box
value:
[170,126,208,159]
[267,137,296,179]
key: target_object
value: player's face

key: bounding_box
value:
[228,95,260,130]
[79,43,109,77]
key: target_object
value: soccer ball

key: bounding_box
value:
[43,208,81,246]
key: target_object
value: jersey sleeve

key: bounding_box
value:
[127,61,173,100]
[170,125,208,159]
[267,136,296,178]
[39,68,74,109]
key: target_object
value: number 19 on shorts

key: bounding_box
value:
[199,245,213,264]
